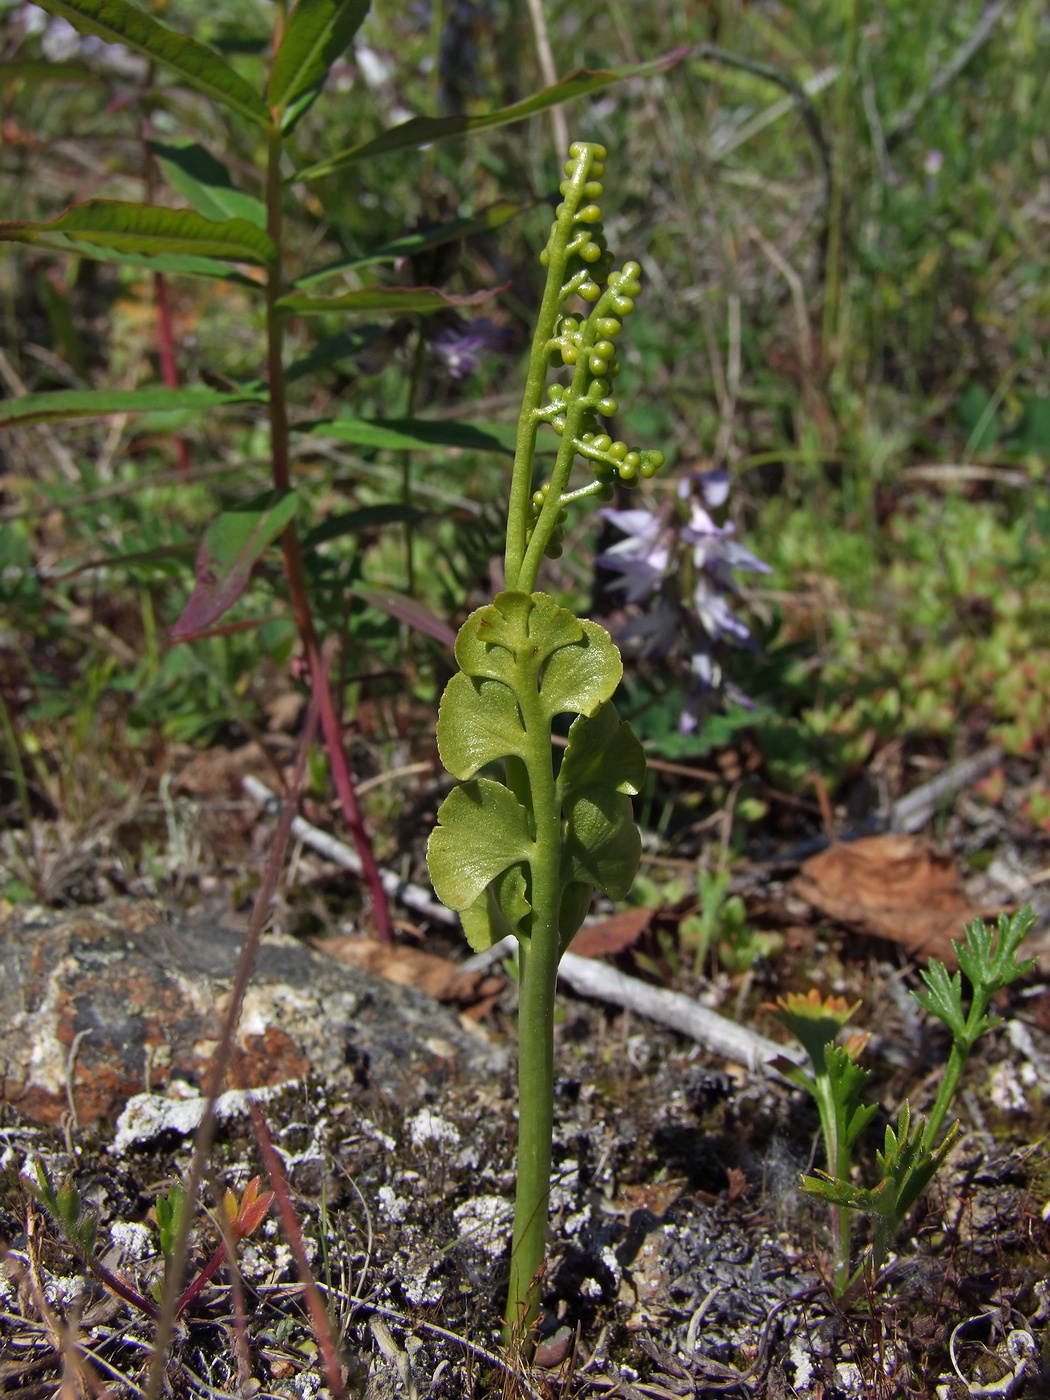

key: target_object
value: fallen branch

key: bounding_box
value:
[890,745,1002,834]
[243,779,801,1072]
[461,937,802,1074]
[242,775,457,927]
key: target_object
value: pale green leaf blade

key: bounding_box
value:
[150,140,267,228]
[427,777,533,911]
[454,591,582,685]
[436,672,527,781]
[460,866,532,953]
[297,46,695,180]
[267,0,369,127]
[294,200,529,287]
[301,415,513,454]
[561,790,640,901]
[557,702,646,802]
[0,201,276,264]
[0,385,263,430]
[559,881,592,952]
[29,0,271,125]
[277,283,502,315]
[539,618,622,721]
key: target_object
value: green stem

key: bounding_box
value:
[516,305,603,593]
[821,0,860,371]
[921,1032,974,1152]
[812,1067,851,1294]
[504,656,563,1346]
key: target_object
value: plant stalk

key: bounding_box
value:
[811,1066,851,1294]
[503,649,563,1346]
[264,122,393,942]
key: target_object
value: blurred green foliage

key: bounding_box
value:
[1,0,1049,876]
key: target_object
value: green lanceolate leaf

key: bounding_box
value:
[296,47,694,179]
[277,284,502,315]
[0,60,97,83]
[150,140,267,229]
[301,502,427,549]
[0,385,263,430]
[0,202,276,265]
[285,326,384,381]
[29,0,270,125]
[349,584,456,648]
[427,777,534,911]
[268,0,369,130]
[10,236,259,284]
[301,415,513,455]
[294,201,529,287]
[171,490,299,641]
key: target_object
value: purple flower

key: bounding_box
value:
[429,317,511,379]
[595,508,672,603]
[595,468,769,732]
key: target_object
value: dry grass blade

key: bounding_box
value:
[143,693,321,1400]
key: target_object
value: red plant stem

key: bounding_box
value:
[263,125,392,940]
[79,1247,160,1321]
[249,1101,349,1400]
[174,1241,228,1318]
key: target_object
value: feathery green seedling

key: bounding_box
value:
[427,140,666,1347]
[772,908,1035,1298]
[28,1160,273,1320]
[767,991,878,1296]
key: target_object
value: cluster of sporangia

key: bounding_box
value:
[527,142,665,558]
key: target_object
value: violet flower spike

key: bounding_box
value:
[595,508,672,603]
[429,317,511,380]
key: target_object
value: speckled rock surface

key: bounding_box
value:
[0,899,506,1126]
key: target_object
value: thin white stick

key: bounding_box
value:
[525,0,568,156]
[461,936,802,1074]
[242,776,457,926]
[243,781,801,1072]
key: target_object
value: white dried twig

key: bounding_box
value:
[241,776,457,926]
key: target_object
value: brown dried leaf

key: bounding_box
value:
[792,834,990,966]
[567,906,654,958]
[311,936,503,1006]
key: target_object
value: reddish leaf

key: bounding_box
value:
[568,906,654,958]
[233,1177,275,1239]
[171,491,298,642]
[351,585,456,648]
[792,834,995,966]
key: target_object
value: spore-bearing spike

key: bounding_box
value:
[518,140,667,568]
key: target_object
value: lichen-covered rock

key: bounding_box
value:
[0,899,505,1126]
